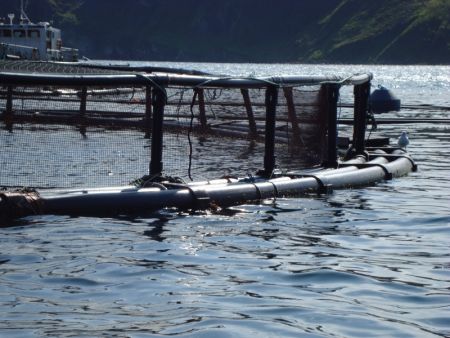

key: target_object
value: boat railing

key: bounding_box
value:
[0,42,41,60]
[0,44,78,62]
[47,47,79,62]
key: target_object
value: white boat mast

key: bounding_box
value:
[20,0,31,24]
[7,13,15,25]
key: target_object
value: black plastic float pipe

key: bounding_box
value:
[40,188,194,215]
[323,157,412,187]
[205,158,385,202]
[1,153,413,219]
[78,63,216,76]
[0,72,372,89]
[164,155,411,208]
[283,154,399,181]
[149,87,166,176]
[36,170,324,216]
[378,149,417,176]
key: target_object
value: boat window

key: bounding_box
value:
[13,30,26,38]
[28,30,40,38]
[2,29,12,37]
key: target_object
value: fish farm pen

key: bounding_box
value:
[0,61,416,221]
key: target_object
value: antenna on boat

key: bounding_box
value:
[20,0,31,24]
[7,13,15,25]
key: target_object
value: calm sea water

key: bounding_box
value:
[1,63,449,337]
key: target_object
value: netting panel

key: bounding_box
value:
[281,86,328,165]
[0,86,148,116]
[1,81,327,189]
[159,85,326,180]
[0,124,150,189]
[0,61,127,75]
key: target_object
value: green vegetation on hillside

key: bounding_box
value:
[5,0,449,64]
[296,0,449,64]
[47,0,82,24]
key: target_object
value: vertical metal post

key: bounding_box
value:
[79,87,87,116]
[149,86,166,176]
[144,85,152,138]
[263,86,278,176]
[3,86,14,131]
[77,86,88,136]
[283,87,302,146]
[195,88,207,129]
[6,86,13,116]
[240,88,258,138]
[353,81,371,155]
[323,83,340,168]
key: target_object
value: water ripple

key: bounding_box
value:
[1,64,450,337]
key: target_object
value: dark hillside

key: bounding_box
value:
[295,0,450,64]
[68,0,340,62]
[2,0,449,64]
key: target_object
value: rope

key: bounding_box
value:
[0,190,42,221]
[135,73,167,100]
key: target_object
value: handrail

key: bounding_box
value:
[0,70,372,88]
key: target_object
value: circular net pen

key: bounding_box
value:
[0,61,372,190]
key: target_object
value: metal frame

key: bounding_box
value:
[1,67,373,180]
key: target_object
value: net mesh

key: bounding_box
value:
[1,63,328,189]
[0,60,125,75]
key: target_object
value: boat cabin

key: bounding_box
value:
[0,11,78,61]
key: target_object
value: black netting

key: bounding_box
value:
[1,76,328,189]
[1,123,149,189]
[0,60,126,75]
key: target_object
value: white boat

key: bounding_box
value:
[0,0,78,61]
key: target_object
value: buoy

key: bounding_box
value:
[370,85,401,114]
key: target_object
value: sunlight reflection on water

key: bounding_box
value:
[1,63,449,337]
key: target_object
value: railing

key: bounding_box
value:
[47,47,79,62]
[0,43,78,61]
[0,42,41,60]
[0,61,372,189]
